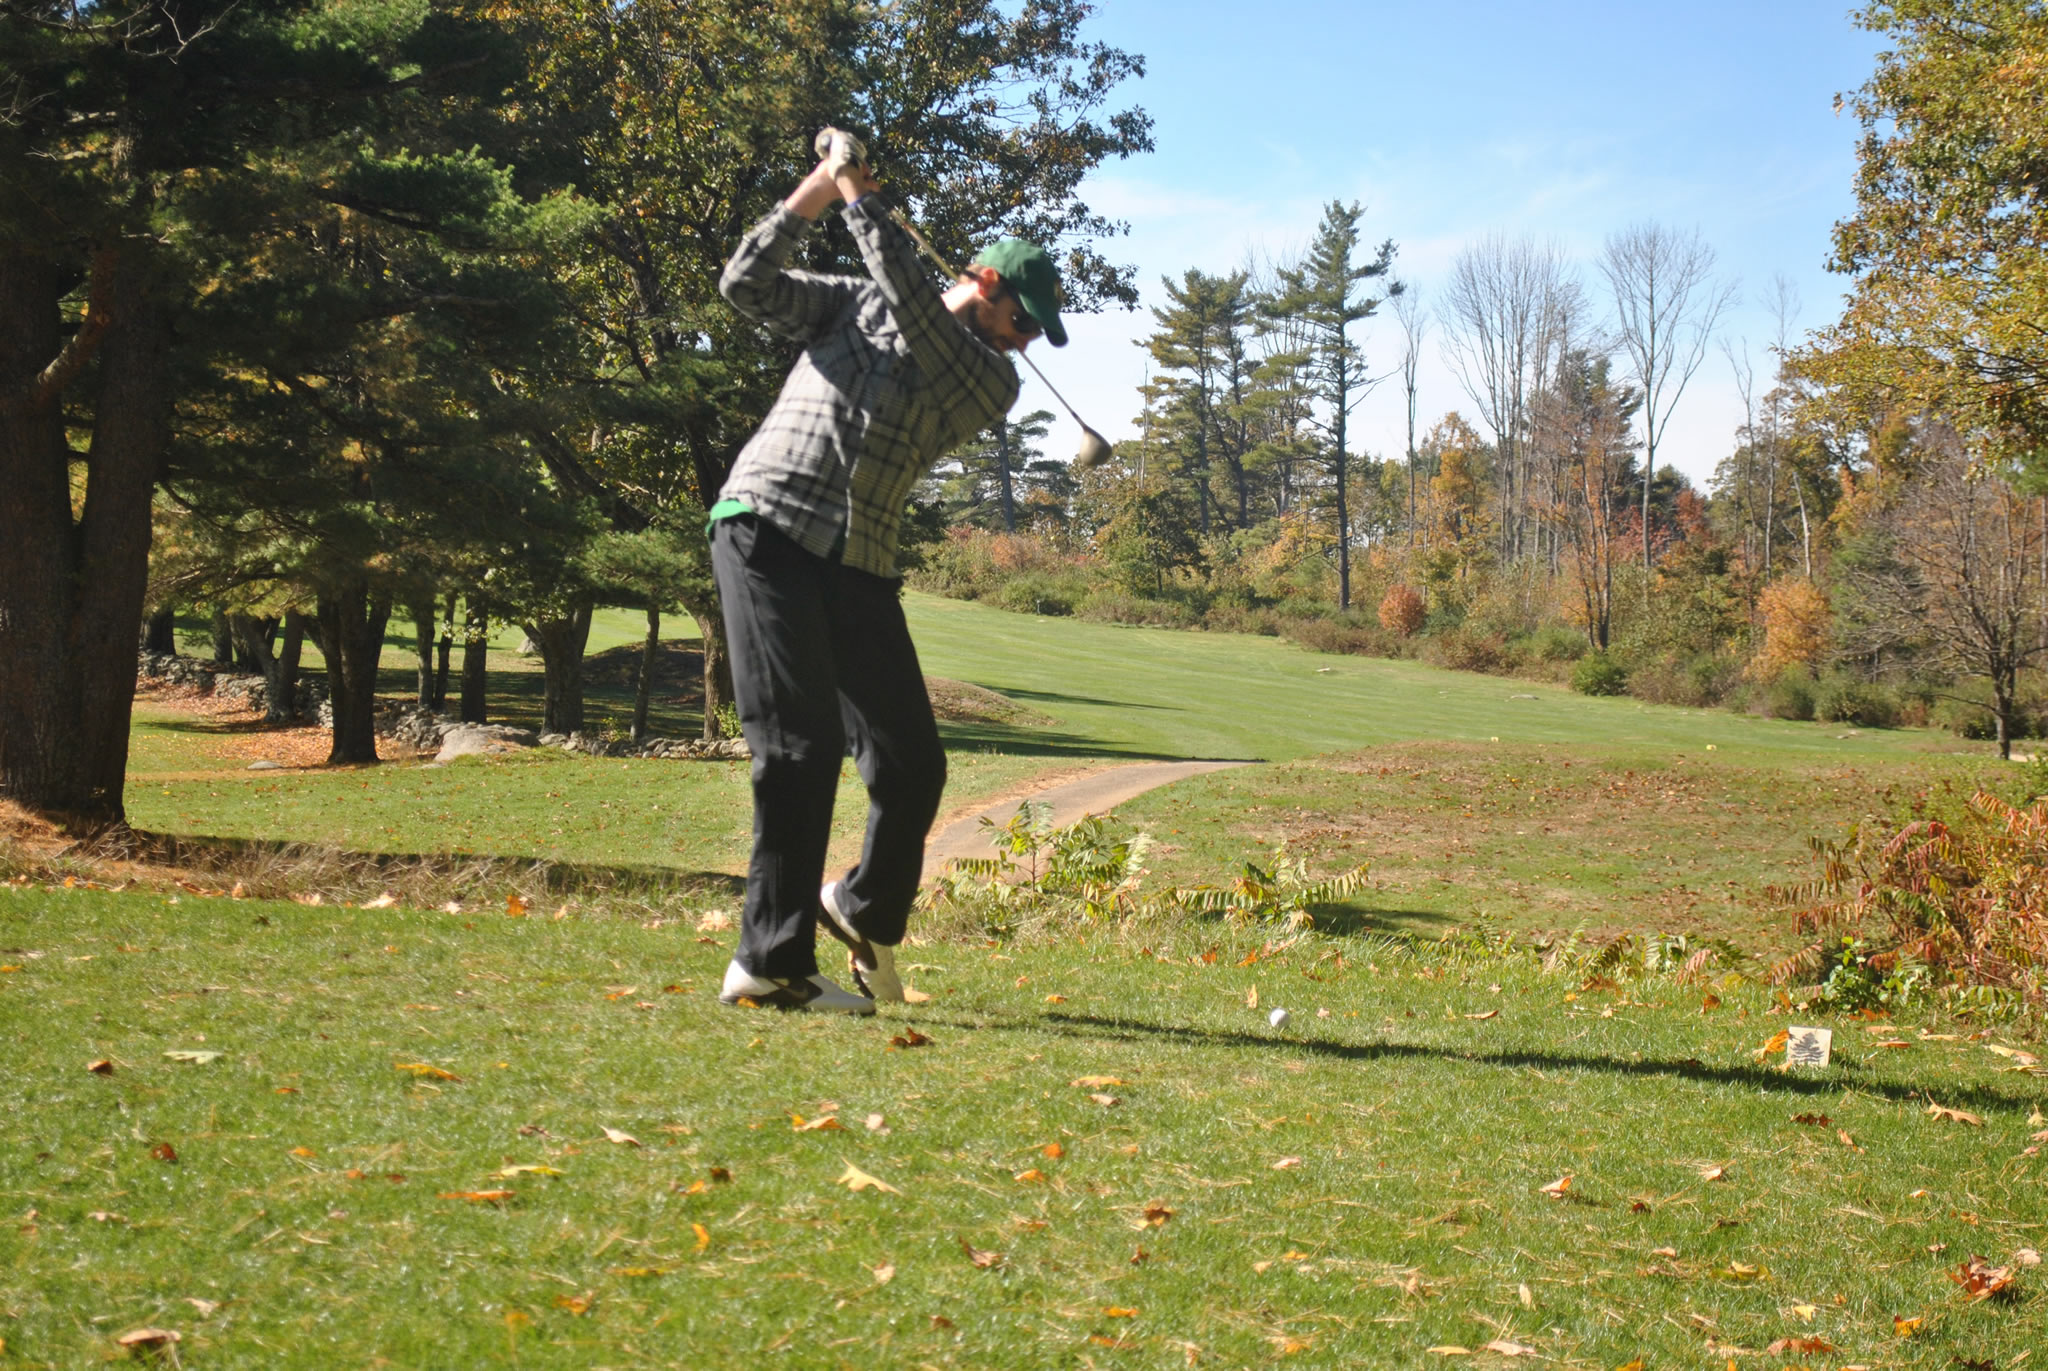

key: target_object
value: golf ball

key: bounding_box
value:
[1268,1007,1291,1029]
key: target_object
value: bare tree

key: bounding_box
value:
[1394,285,1428,544]
[1848,426,2046,759]
[1599,223,1736,570]
[1438,234,1581,562]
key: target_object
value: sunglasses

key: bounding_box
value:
[999,286,1042,339]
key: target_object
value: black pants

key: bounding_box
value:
[711,516,946,979]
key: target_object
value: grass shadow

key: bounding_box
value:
[1017,1011,2042,1117]
[1310,902,1458,936]
[114,828,744,905]
[992,687,1177,712]
[935,719,1197,761]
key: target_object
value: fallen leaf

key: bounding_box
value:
[1949,1254,2016,1301]
[439,1189,514,1203]
[1045,994,1067,1003]
[1837,1128,1863,1151]
[960,1239,1004,1268]
[1518,1282,1534,1308]
[930,1314,955,1329]
[1925,1103,1984,1126]
[1701,993,1722,1011]
[394,1061,461,1082]
[362,892,398,909]
[1789,1303,1818,1322]
[1141,1203,1174,1227]
[116,1328,181,1351]
[2016,1247,2041,1267]
[1272,1156,1303,1169]
[888,1029,932,1050]
[289,1146,316,1159]
[184,1299,218,1317]
[865,1113,888,1133]
[1893,1314,1923,1336]
[709,1166,731,1183]
[901,986,933,1003]
[555,1293,593,1316]
[1482,1340,1538,1357]
[1130,1247,1149,1265]
[601,1126,641,1147]
[1765,1337,1837,1354]
[791,1114,842,1133]
[1539,1174,1573,1198]
[1651,1247,1677,1257]
[1104,1306,1138,1317]
[693,1222,710,1252]
[837,1162,900,1195]
[163,1050,223,1064]
[150,1143,177,1163]
[1426,1347,1473,1357]
[494,1164,563,1179]
[607,1265,669,1278]
[1986,1043,2040,1066]
[1013,1168,1047,1183]
[1246,984,1259,1009]
[1790,1112,1832,1127]
[1088,1092,1121,1107]
[1041,1141,1065,1159]
[506,893,528,917]
[1699,1164,1728,1182]
[87,1058,114,1075]
[1753,1029,1790,1062]
[1070,1076,1126,1088]
[88,1210,124,1223]
[1464,1009,1500,1021]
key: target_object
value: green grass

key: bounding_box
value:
[123,742,1060,885]
[1110,741,2010,951]
[3,884,2041,1368]
[902,592,1955,765]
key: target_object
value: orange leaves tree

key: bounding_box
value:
[1377,584,1424,637]
[1751,578,1831,680]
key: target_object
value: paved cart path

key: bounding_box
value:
[921,759,1254,879]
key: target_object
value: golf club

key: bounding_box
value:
[814,128,1115,469]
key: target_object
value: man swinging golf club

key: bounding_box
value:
[712,130,1067,1013]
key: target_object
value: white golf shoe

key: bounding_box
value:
[718,959,874,1014]
[818,881,904,1003]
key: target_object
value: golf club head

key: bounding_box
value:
[813,126,868,177]
[1075,426,1114,469]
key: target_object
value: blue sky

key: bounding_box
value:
[1024,1,1885,486]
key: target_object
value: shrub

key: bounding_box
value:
[1528,626,1588,663]
[1814,673,1901,728]
[1377,583,1425,637]
[1763,668,1817,721]
[1772,792,2048,1011]
[1571,651,1629,696]
[1286,616,1406,658]
[992,572,1079,617]
[1423,628,1511,674]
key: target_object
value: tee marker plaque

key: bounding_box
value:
[1786,1026,1833,1068]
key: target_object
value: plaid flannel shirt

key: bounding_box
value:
[717,197,1020,577]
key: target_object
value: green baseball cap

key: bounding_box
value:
[971,239,1068,346]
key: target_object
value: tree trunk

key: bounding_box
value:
[632,606,660,743]
[460,608,488,724]
[412,601,436,708]
[432,593,455,711]
[210,608,235,667]
[272,610,306,725]
[227,613,277,689]
[315,585,391,765]
[690,609,734,740]
[995,421,1016,533]
[0,245,172,829]
[142,606,177,655]
[524,599,594,736]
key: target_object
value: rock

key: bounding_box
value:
[247,760,284,771]
[434,723,540,763]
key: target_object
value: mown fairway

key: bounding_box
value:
[1,887,2041,1368]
